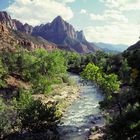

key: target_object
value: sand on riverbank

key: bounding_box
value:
[32,83,80,113]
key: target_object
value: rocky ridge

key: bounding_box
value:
[32,16,99,53]
[0,11,57,51]
[0,11,33,33]
[0,11,100,53]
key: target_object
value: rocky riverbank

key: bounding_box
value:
[88,125,105,140]
[33,82,80,114]
[5,79,80,140]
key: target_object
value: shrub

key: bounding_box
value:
[14,90,62,133]
[0,98,18,138]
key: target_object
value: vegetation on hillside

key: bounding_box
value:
[0,47,68,139]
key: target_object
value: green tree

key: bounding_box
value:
[14,90,62,132]
[0,59,7,87]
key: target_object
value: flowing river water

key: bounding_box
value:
[58,74,104,140]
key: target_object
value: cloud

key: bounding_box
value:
[80,9,87,14]
[100,0,140,11]
[100,0,126,8]
[86,1,139,45]
[56,0,75,3]
[89,9,128,23]
[120,1,140,11]
[6,0,74,26]
[84,23,140,45]
[90,13,104,21]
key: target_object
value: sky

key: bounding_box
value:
[0,0,140,45]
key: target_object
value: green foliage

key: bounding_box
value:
[0,48,67,94]
[14,90,62,132]
[106,105,140,140]
[0,98,17,138]
[0,59,8,88]
[0,48,68,137]
[32,76,52,94]
[61,74,75,85]
[103,74,120,94]
[81,63,121,113]
[81,63,120,95]
[81,63,100,81]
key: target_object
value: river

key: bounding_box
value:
[58,74,104,140]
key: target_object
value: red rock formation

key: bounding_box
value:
[0,11,17,30]
[0,22,57,51]
[0,11,33,34]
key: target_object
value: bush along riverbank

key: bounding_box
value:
[81,50,140,139]
[0,48,81,140]
[81,63,122,139]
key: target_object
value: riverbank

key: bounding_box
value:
[88,125,105,140]
[3,75,80,140]
[58,74,104,140]
[33,79,80,114]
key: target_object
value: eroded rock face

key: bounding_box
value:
[32,16,76,44]
[32,16,100,53]
[76,30,86,42]
[18,39,57,51]
[0,11,17,30]
[0,11,33,34]
[0,22,57,51]
[13,19,33,34]
[0,11,100,53]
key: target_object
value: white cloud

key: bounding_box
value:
[56,0,75,3]
[6,0,74,26]
[120,1,140,11]
[90,13,105,21]
[86,1,140,45]
[90,9,128,23]
[80,9,87,14]
[100,0,140,11]
[84,23,140,45]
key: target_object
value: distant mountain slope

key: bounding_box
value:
[32,16,100,53]
[94,42,128,52]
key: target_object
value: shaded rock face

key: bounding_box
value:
[13,20,33,34]
[127,41,140,50]
[32,16,100,53]
[0,11,33,34]
[0,11,17,30]
[32,16,77,44]
[76,31,86,42]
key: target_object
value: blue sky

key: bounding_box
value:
[0,0,140,45]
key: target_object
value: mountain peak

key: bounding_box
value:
[0,11,17,30]
[55,16,63,20]
[52,16,64,24]
[32,16,100,53]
